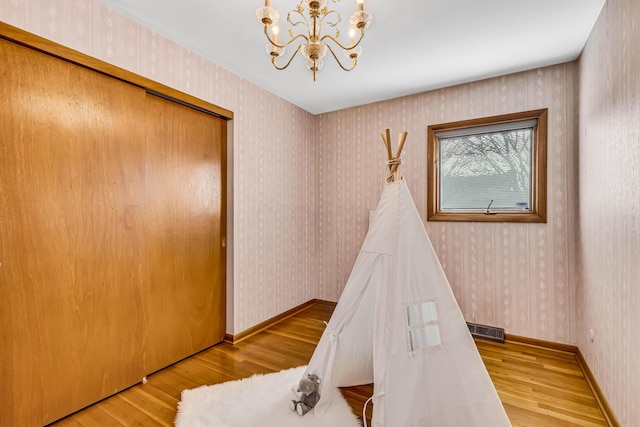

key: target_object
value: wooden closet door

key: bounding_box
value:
[0,34,226,426]
[0,38,147,425]
[142,93,226,374]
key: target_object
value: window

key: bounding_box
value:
[406,299,441,353]
[427,109,547,222]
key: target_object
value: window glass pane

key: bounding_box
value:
[421,301,438,322]
[407,304,420,326]
[425,324,441,347]
[409,329,424,351]
[439,128,532,211]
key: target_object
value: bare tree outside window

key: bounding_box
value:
[440,128,532,211]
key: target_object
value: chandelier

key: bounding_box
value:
[256,0,373,81]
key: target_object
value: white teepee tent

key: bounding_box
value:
[302,130,511,426]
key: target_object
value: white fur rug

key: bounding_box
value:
[174,366,362,427]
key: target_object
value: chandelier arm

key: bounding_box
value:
[320,10,341,28]
[325,44,357,72]
[321,30,365,51]
[264,25,309,49]
[287,9,308,28]
[271,44,303,70]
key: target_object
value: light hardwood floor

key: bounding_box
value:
[50,303,607,427]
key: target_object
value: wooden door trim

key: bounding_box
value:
[0,21,233,120]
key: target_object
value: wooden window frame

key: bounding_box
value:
[427,109,547,223]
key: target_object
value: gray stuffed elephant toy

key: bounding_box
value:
[290,374,321,416]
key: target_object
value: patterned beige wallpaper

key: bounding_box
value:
[6,4,635,422]
[0,0,318,335]
[1,1,581,343]
[315,64,580,345]
[578,0,640,424]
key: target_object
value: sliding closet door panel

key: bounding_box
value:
[0,39,147,426]
[142,93,226,374]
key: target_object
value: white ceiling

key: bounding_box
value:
[96,0,605,115]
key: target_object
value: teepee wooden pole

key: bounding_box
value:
[396,132,408,158]
[381,128,408,182]
[394,131,408,181]
[394,164,402,181]
[382,128,392,161]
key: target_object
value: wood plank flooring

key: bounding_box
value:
[50,303,607,427]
